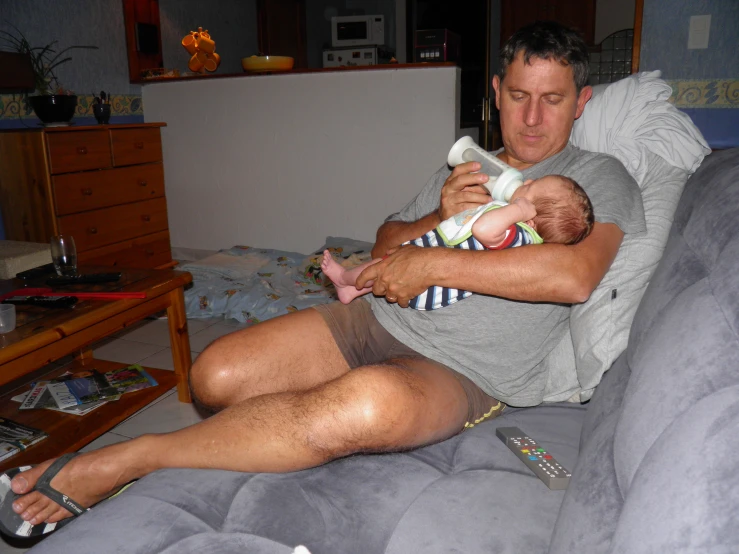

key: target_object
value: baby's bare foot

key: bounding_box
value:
[321,250,352,287]
[321,250,374,304]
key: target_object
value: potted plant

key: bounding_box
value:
[0,24,97,125]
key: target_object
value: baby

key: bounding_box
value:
[322,174,594,310]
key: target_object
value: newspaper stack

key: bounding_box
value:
[13,365,158,416]
[0,418,48,462]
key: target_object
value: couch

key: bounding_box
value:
[24,153,739,553]
[21,68,736,551]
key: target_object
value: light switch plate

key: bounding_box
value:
[688,15,711,49]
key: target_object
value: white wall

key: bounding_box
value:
[143,67,460,253]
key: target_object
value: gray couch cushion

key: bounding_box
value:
[550,148,739,553]
[29,404,586,553]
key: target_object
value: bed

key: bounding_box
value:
[179,237,373,324]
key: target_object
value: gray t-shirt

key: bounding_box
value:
[367,143,646,406]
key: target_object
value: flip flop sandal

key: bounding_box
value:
[0,453,87,538]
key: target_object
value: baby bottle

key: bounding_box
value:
[447,136,524,202]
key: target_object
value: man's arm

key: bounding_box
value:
[371,212,440,258]
[372,161,492,258]
[358,222,624,306]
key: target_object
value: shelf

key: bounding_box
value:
[0,358,178,473]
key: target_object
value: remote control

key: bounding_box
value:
[15,263,56,281]
[46,272,122,286]
[3,296,78,309]
[496,427,571,490]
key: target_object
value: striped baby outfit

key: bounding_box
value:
[406,203,541,311]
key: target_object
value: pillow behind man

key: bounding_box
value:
[545,71,711,402]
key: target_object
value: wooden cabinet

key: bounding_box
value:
[0,123,174,269]
[501,0,596,46]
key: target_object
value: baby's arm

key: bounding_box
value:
[471,198,537,248]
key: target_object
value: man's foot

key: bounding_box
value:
[320,250,373,304]
[9,442,137,526]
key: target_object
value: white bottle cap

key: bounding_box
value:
[491,169,524,202]
[447,136,477,166]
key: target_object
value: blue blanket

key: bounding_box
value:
[180,237,373,324]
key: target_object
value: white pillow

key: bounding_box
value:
[544,71,711,402]
[572,71,709,186]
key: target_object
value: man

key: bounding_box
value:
[7,22,644,529]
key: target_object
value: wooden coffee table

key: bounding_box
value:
[0,268,193,471]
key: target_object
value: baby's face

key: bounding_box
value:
[510,175,566,203]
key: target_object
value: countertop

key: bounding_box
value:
[136,62,457,85]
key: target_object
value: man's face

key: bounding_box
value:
[493,52,592,170]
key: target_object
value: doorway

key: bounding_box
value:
[406,0,494,147]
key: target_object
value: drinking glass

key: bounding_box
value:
[50,235,77,276]
[0,304,16,334]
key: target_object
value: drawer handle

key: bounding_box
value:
[142,215,151,222]
[145,249,155,256]
[81,188,93,196]
[138,180,148,187]
[134,141,144,149]
[77,146,88,155]
[88,227,98,235]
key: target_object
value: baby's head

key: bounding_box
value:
[512,175,594,245]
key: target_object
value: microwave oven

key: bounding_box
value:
[331,15,384,47]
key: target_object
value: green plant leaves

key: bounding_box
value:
[0,22,97,96]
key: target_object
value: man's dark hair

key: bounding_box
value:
[499,21,590,92]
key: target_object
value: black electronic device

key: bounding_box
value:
[414,29,461,63]
[46,273,122,286]
[496,427,571,490]
[15,263,57,281]
[2,295,78,309]
[136,22,160,55]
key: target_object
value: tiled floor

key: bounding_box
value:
[0,315,248,553]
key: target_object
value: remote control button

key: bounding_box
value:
[528,456,537,461]
[544,455,552,459]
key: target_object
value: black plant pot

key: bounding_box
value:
[29,95,78,125]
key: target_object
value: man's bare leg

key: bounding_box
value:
[10,354,471,526]
[9,307,351,525]
[320,250,379,304]
[190,306,352,409]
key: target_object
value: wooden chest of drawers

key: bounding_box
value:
[0,123,174,269]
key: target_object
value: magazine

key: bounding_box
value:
[12,390,108,416]
[19,381,53,410]
[46,370,121,410]
[13,365,158,414]
[105,365,158,394]
[0,418,48,462]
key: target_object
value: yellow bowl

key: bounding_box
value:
[241,56,295,72]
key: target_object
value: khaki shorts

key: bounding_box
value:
[312,299,504,429]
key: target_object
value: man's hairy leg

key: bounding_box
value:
[10,357,470,525]
[190,307,352,410]
[10,308,351,525]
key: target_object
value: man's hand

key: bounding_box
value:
[439,162,493,221]
[355,245,440,308]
